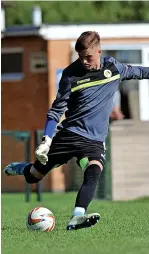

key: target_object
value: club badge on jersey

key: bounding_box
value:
[104,69,112,78]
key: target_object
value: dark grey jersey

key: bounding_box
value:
[46,57,149,142]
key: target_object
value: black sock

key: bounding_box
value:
[23,164,32,176]
[23,164,40,184]
[75,164,102,210]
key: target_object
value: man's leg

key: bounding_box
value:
[23,163,46,183]
[67,160,103,230]
[3,156,61,184]
[4,162,31,176]
[74,160,103,212]
[4,129,72,183]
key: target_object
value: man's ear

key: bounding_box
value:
[98,49,102,55]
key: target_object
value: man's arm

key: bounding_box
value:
[110,57,149,81]
[110,90,124,121]
[44,71,71,138]
[35,70,71,165]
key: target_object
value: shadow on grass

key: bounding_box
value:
[133,196,149,202]
[1,226,27,231]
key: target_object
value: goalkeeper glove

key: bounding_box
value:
[35,136,52,165]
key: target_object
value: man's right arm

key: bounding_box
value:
[35,70,71,165]
[44,71,71,138]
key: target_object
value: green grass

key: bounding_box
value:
[2,193,149,254]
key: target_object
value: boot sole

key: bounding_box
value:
[67,214,100,231]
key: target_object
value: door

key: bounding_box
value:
[139,47,149,121]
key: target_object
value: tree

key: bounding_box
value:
[5,1,149,27]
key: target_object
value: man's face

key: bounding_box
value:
[78,46,102,70]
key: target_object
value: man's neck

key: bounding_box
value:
[92,58,101,70]
[90,61,101,71]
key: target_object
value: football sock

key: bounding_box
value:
[23,164,40,184]
[73,207,85,216]
[75,164,102,211]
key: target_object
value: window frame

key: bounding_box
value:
[1,47,24,82]
[30,51,48,73]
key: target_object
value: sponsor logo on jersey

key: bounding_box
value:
[77,78,90,85]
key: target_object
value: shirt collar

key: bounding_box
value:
[100,57,104,69]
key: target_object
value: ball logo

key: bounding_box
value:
[104,69,112,78]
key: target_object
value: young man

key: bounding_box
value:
[4,31,149,230]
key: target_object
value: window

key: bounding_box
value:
[1,48,24,81]
[30,52,47,73]
[102,50,141,64]
[102,49,142,120]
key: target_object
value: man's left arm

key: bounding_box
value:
[110,90,124,120]
[111,57,149,81]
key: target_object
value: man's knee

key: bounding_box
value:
[88,160,103,171]
[24,165,45,184]
[30,166,45,179]
[78,158,104,172]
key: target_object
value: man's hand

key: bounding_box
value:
[35,136,52,165]
[110,106,124,120]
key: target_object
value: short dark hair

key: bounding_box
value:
[75,31,100,52]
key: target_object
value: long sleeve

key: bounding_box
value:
[110,57,149,81]
[44,70,71,138]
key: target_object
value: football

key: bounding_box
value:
[27,207,55,232]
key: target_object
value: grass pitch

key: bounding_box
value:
[1,193,149,254]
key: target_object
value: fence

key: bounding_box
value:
[1,131,41,202]
[1,131,31,201]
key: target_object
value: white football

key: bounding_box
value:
[27,207,55,232]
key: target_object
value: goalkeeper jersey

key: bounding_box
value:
[45,56,149,142]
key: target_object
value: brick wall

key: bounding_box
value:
[1,36,50,191]
[46,40,71,192]
[2,36,48,131]
[110,120,149,200]
[1,135,27,192]
[1,37,72,192]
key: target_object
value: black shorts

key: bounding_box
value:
[34,128,106,175]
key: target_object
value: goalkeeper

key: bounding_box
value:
[4,31,149,230]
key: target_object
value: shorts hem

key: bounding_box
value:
[66,127,105,143]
